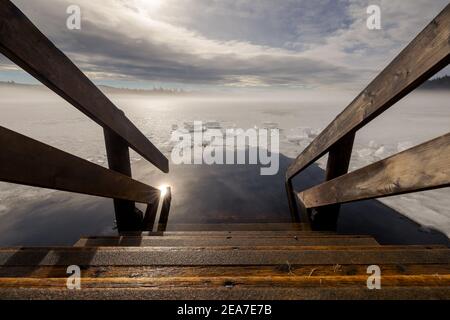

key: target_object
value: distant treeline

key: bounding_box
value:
[0,80,39,88]
[1,77,448,92]
[419,75,450,90]
[0,81,189,95]
[98,85,188,95]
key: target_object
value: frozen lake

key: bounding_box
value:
[0,86,449,245]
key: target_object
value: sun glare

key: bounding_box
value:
[137,0,162,13]
[159,185,169,197]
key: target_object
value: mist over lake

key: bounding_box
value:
[0,85,449,246]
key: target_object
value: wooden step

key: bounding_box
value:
[121,231,339,237]
[1,244,449,299]
[74,235,379,247]
[1,286,449,300]
[160,223,309,231]
[0,262,449,299]
[0,246,448,266]
[2,264,449,278]
[1,274,447,289]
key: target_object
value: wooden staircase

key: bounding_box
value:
[0,223,449,300]
[0,1,449,301]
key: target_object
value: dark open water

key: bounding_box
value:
[0,153,447,247]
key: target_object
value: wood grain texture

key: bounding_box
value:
[287,4,450,180]
[73,235,379,247]
[120,231,366,237]
[286,180,302,223]
[155,223,308,231]
[2,264,448,278]
[312,133,356,230]
[0,246,448,266]
[299,133,450,208]
[0,229,448,300]
[0,275,448,289]
[104,128,143,231]
[0,0,168,172]
[0,126,160,204]
[1,287,448,300]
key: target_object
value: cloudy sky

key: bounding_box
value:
[1,0,449,91]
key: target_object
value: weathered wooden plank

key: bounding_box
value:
[312,133,355,230]
[3,245,435,252]
[161,223,307,231]
[0,287,449,300]
[74,236,379,247]
[104,128,143,231]
[119,231,363,237]
[299,133,450,208]
[325,133,356,182]
[0,126,160,204]
[286,4,450,180]
[0,247,448,266]
[286,180,302,222]
[2,264,448,278]
[0,275,448,289]
[0,1,168,172]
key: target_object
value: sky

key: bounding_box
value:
[0,0,449,91]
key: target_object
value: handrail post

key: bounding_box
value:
[157,187,172,232]
[312,132,355,230]
[285,179,300,222]
[104,127,143,232]
[142,203,159,231]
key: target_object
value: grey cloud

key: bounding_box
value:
[6,0,450,89]
[69,24,358,86]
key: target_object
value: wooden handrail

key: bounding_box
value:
[0,1,170,231]
[298,133,450,208]
[286,5,450,229]
[286,4,450,181]
[0,126,161,204]
[0,0,169,173]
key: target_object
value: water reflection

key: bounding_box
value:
[0,151,447,247]
[142,185,172,232]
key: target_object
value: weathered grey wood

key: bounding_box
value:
[312,132,355,230]
[1,287,449,300]
[160,223,307,231]
[0,1,168,173]
[121,230,339,237]
[0,246,448,266]
[286,180,302,223]
[3,264,448,279]
[104,128,133,178]
[104,128,138,229]
[1,274,448,289]
[299,133,450,208]
[104,128,143,231]
[325,132,355,181]
[0,126,160,204]
[74,235,379,247]
[287,4,450,180]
